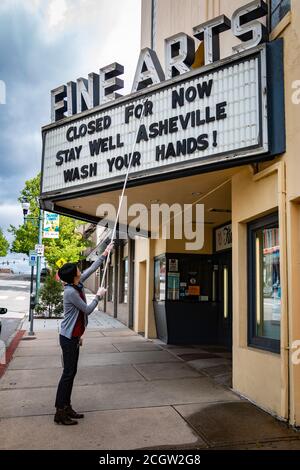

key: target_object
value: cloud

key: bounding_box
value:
[47,0,68,30]
[0,202,22,243]
[0,0,141,240]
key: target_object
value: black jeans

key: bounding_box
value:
[55,335,80,409]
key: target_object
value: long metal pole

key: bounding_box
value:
[29,265,35,336]
[100,98,148,289]
[35,209,43,303]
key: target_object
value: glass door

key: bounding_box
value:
[216,252,232,348]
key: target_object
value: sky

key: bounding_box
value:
[0,0,141,243]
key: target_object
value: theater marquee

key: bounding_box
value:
[41,42,284,202]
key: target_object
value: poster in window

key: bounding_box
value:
[167,273,180,300]
[215,224,232,252]
[188,285,200,296]
[169,258,178,272]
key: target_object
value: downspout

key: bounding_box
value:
[253,161,290,422]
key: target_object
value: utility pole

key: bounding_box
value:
[21,198,44,335]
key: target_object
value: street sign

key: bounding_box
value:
[29,251,37,267]
[35,244,45,257]
[56,258,67,268]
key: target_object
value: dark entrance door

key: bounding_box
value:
[215,251,232,349]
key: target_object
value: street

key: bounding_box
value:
[0,274,29,345]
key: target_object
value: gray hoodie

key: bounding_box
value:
[60,255,106,339]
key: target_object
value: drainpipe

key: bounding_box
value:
[252,161,290,423]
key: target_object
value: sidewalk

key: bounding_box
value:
[0,316,300,450]
[21,309,126,332]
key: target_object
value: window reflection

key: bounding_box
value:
[154,257,166,301]
[255,226,281,341]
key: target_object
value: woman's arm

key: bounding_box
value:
[80,242,114,283]
[80,255,105,284]
[67,289,101,316]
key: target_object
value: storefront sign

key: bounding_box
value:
[50,1,268,123]
[43,212,60,239]
[215,223,232,252]
[41,0,285,208]
[41,46,268,196]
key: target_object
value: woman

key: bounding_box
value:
[54,242,113,425]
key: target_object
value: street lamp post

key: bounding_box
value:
[35,209,44,304]
[21,197,44,335]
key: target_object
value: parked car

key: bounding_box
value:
[40,267,50,279]
[0,308,8,336]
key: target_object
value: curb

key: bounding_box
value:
[0,330,26,379]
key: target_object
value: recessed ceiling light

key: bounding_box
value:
[192,192,202,196]
[72,205,82,209]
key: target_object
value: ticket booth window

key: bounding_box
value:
[248,213,281,353]
[154,256,166,301]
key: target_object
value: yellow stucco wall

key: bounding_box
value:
[231,166,283,417]
[137,0,300,424]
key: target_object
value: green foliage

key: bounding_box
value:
[0,228,9,256]
[43,216,91,270]
[9,174,40,254]
[9,173,92,269]
[35,275,64,318]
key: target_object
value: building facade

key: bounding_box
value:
[40,0,300,426]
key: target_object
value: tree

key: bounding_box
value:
[9,174,41,255]
[9,174,92,270]
[35,275,63,317]
[0,228,9,256]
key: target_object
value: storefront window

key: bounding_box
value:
[154,257,166,301]
[270,0,290,30]
[154,255,215,302]
[248,213,281,353]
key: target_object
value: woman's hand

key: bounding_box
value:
[102,242,114,257]
[97,287,107,298]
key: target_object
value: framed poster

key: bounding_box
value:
[188,285,200,296]
[169,258,178,272]
[214,223,232,252]
[167,272,180,300]
[43,212,60,239]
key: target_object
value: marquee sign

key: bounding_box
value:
[41,46,268,196]
[40,0,285,206]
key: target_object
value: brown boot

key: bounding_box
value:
[64,404,84,419]
[54,408,78,425]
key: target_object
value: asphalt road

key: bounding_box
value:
[0,274,30,345]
